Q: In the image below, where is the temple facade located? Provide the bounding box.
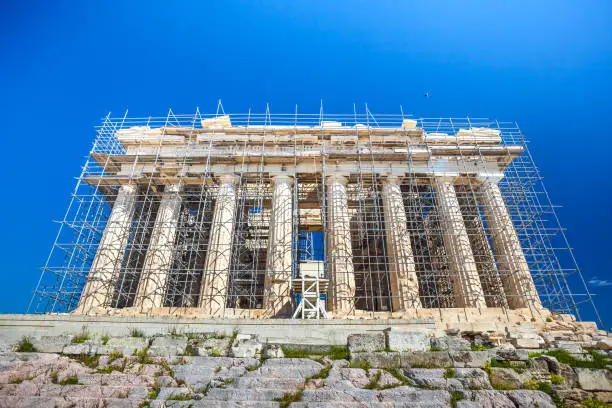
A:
[66,115,547,319]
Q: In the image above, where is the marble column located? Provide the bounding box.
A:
[434,178,487,308]
[199,175,238,316]
[480,180,542,309]
[381,177,422,311]
[263,175,294,316]
[77,183,137,313]
[326,175,356,314]
[134,184,183,310]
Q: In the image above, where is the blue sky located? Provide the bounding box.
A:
[1,1,611,326]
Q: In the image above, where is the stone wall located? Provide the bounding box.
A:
[0,315,610,407]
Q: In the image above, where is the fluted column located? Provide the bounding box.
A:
[434,178,487,308]
[480,180,542,309]
[76,183,137,313]
[381,177,422,311]
[326,175,355,314]
[200,175,239,316]
[134,184,183,310]
[263,175,294,316]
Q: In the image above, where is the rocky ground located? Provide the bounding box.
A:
[0,319,610,407]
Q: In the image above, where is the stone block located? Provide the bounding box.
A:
[62,343,96,355]
[29,335,72,353]
[156,387,191,401]
[505,390,556,408]
[489,368,522,390]
[472,390,516,408]
[576,368,612,391]
[400,351,452,368]
[230,337,262,358]
[350,352,400,368]
[386,330,429,352]
[430,336,471,351]
[554,341,583,354]
[455,368,492,390]
[97,337,149,355]
[149,336,187,357]
[456,402,484,408]
[511,337,545,349]
[595,337,612,350]
[491,348,529,362]
[536,356,578,388]
[348,332,385,353]
[157,375,177,388]
[555,388,593,406]
[263,345,284,359]
[449,351,490,368]
[194,337,230,357]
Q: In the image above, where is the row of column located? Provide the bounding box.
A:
[78,174,541,316]
[325,175,542,315]
[77,175,293,317]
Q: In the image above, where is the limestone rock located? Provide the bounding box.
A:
[368,369,402,388]
[553,341,583,354]
[555,388,593,408]
[62,343,96,355]
[430,336,471,351]
[97,337,148,355]
[449,351,490,368]
[29,336,71,353]
[157,375,177,388]
[156,386,191,401]
[386,330,429,352]
[230,336,262,358]
[595,336,612,351]
[472,390,516,408]
[400,351,452,368]
[403,368,463,391]
[491,348,529,362]
[505,390,556,408]
[348,332,385,353]
[489,368,522,390]
[536,355,578,388]
[511,337,545,349]
[455,368,492,390]
[149,336,187,357]
[193,337,230,357]
[350,352,400,368]
[456,401,484,408]
[263,345,284,359]
[575,368,612,391]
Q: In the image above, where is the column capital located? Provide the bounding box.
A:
[217,174,240,185]
[164,183,183,194]
[271,174,293,184]
[326,174,348,185]
[433,175,459,185]
[381,175,403,185]
[477,174,504,185]
[119,183,138,193]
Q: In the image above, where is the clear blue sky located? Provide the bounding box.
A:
[1,1,611,326]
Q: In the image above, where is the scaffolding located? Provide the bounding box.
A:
[28,106,602,326]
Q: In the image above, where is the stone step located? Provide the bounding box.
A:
[182,356,259,367]
[250,366,321,379]
[0,383,136,398]
[151,401,280,408]
[291,403,390,408]
[204,387,287,401]
[0,396,142,408]
[230,376,304,390]
[301,388,450,407]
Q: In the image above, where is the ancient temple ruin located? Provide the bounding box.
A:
[29,108,601,324]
